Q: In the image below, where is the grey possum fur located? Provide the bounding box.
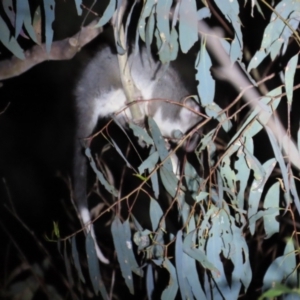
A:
[73,46,202,263]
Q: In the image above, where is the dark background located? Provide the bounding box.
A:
[0,0,299,299]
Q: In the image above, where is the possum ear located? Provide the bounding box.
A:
[181,98,201,118]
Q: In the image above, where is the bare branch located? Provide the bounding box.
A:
[0,20,103,81]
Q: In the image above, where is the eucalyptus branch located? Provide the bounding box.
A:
[0,20,103,81]
[113,0,144,123]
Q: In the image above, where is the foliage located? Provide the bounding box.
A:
[1,0,300,299]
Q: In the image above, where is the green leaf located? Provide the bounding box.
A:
[43,0,55,53]
[129,122,154,147]
[220,155,237,203]
[85,147,118,196]
[16,0,37,43]
[155,0,172,63]
[183,229,218,273]
[175,231,186,300]
[177,206,206,299]
[138,151,159,174]
[110,138,133,169]
[196,40,215,106]
[194,192,209,202]
[146,264,155,299]
[235,139,251,210]
[52,221,60,238]
[96,0,115,27]
[145,2,155,51]
[86,232,107,298]
[161,259,178,300]
[149,198,163,231]
[184,161,202,195]
[206,102,232,132]
[244,141,265,183]
[259,283,300,300]
[231,217,252,291]
[148,117,178,197]
[215,0,243,61]
[0,16,25,59]
[3,0,15,27]
[248,158,276,235]
[197,7,211,20]
[197,129,215,153]
[138,0,155,42]
[263,239,297,292]
[148,118,172,171]
[263,182,280,239]
[179,0,198,53]
[111,217,134,294]
[285,53,298,105]
[149,146,160,198]
[265,126,291,209]
[15,0,26,37]
[123,219,143,276]
[159,165,178,198]
[71,236,85,283]
[228,87,282,144]
[248,0,300,71]
[206,210,232,298]
[74,0,82,16]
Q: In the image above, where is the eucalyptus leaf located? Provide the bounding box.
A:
[3,0,15,27]
[74,0,82,16]
[265,126,291,209]
[184,230,218,273]
[263,239,297,291]
[206,210,231,299]
[145,4,155,52]
[149,198,164,232]
[215,0,243,61]
[146,263,155,300]
[285,54,298,105]
[43,0,55,53]
[71,236,85,283]
[228,86,282,145]
[0,16,25,59]
[86,232,108,298]
[138,151,159,174]
[179,0,198,53]
[129,122,154,146]
[161,259,178,300]
[111,217,134,294]
[85,147,118,196]
[155,0,173,63]
[159,165,178,198]
[263,182,280,239]
[196,40,215,106]
[235,141,251,210]
[138,0,155,41]
[204,102,232,132]
[248,158,276,235]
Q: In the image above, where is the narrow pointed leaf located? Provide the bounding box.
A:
[86,232,107,298]
[71,236,85,283]
[111,217,134,294]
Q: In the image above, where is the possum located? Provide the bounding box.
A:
[73,45,202,263]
